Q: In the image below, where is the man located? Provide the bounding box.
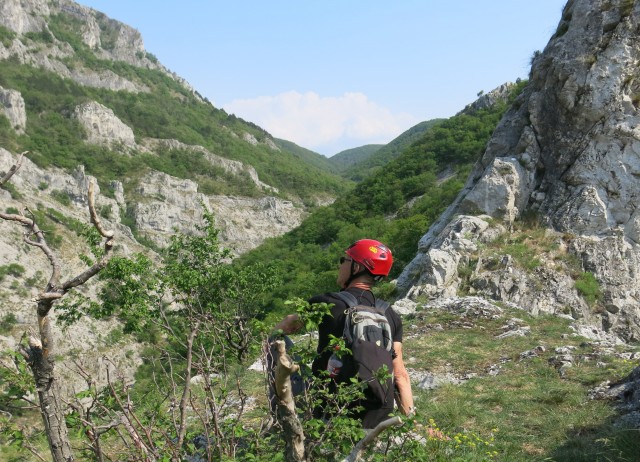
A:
[274,239,414,429]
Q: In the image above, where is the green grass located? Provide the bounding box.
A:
[405,303,640,461]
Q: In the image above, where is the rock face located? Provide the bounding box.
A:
[0,86,26,133]
[0,0,158,92]
[75,101,137,147]
[132,171,301,254]
[397,0,640,341]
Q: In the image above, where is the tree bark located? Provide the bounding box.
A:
[28,305,74,461]
[273,340,307,462]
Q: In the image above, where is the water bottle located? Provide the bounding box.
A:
[326,353,342,378]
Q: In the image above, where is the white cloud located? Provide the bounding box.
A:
[222,91,419,155]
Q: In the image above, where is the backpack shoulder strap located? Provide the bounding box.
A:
[332,291,359,308]
[334,292,389,312]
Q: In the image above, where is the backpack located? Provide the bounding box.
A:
[329,291,395,405]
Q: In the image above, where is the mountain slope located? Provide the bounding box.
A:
[397,0,640,342]
[335,119,443,181]
[274,138,341,177]
[235,84,520,314]
[328,144,383,172]
[0,0,348,205]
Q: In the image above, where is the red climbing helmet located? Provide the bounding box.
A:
[345,239,393,277]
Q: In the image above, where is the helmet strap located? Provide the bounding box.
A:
[345,261,374,288]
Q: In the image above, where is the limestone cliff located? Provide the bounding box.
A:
[397,0,640,342]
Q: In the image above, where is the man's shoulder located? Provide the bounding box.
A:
[308,291,345,305]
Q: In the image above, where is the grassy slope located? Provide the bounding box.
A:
[404,300,639,461]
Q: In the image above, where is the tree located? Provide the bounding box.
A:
[1,153,409,461]
[0,150,115,461]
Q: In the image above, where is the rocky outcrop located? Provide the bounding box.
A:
[398,0,640,341]
[0,0,191,95]
[75,101,137,147]
[142,138,278,193]
[0,0,49,35]
[133,171,303,254]
[461,82,517,114]
[591,365,640,428]
[0,86,26,133]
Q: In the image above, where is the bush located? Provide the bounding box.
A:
[50,189,71,206]
[575,272,602,306]
[0,313,18,331]
[0,182,22,200]
[0,263,26,281]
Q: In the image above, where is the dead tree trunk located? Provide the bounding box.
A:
[1,152,115,462]
[29,311,74,461]
[273,339,307,462]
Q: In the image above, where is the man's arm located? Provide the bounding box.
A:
[392,341,414,415]
[273,314,303,335]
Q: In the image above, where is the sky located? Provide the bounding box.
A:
[77,1,567,156]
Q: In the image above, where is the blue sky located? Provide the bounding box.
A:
[78,1,567,156]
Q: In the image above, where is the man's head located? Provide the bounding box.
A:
[337,239,393,289]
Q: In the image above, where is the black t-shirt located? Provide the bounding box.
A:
[308,287,403,428]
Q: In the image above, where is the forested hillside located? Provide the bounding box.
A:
[274,138,341,177]
[335,119,444,181]
[0,17,348,204]
[236,81,526,320]
[327,144,382,173]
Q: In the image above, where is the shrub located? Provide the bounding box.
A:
[0,313,18,331]
[0,25,16,47]
[575,272,602,306]
[0,263,26,281]
[99,204,112,219]
[0,182,22,200]
[50,189,71,206]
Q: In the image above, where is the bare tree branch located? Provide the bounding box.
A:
[105,361,157,462]
[341,416,403,462]
[62,180,114,291]
[87,179,114,240]
[176,321,199,450]
[0,150,28,185]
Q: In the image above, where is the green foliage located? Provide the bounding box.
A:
[24,28,54,44]
[0,313,18,331]
[574,271,602,306]
[328,144,383,173]
[50,189,71,206]
[0,263,25,281]
[337,119,444,181]
[0,182,22,200]
[99,204,112,219]
[0,25,16,47]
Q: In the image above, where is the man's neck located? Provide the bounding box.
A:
[347,281,372,291]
